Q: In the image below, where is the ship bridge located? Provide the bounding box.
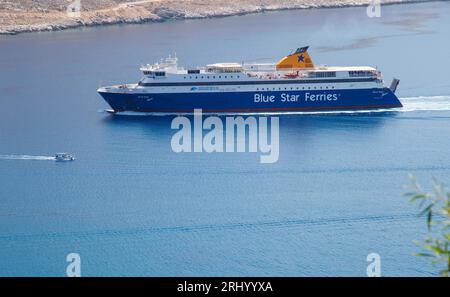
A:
[140,55,180,77]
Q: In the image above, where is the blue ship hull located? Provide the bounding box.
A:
[98,87,402,113]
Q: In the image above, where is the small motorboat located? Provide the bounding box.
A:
[55,153,75,161]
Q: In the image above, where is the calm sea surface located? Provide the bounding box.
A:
[1,2,450,276]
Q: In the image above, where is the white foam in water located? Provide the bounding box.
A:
[282,95,450,115]
[110,95,450,116]
[398,95,450,112]
[0,155,55,161]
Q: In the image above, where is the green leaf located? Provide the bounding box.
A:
[428,211,433,230]
[415,252,435,257]
[410,194,426,202]
[430,245,445,254]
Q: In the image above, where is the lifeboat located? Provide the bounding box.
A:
[284,72,299,79]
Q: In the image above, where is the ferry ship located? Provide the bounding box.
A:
[97,47,402,114]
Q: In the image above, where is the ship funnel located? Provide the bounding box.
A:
[276,46,314,70]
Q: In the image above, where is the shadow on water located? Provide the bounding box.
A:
[98,110,398,144]
[278,112,396,153]
[280,110,397,126]
[100,110,398,128]
[100,113,174,130]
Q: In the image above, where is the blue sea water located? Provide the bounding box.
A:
[1,2,450,276]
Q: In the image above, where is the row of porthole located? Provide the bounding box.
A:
[257,86,336,91]
[184,75,242,79]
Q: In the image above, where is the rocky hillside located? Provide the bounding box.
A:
[0,0,429,35]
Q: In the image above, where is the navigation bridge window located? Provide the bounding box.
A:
[143,70,166,77]
[349,70,374,77]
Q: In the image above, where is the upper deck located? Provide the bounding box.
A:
[138,47,382,85]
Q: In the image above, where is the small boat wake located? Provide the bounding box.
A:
[0,154,56,161]
[0,153,75,162]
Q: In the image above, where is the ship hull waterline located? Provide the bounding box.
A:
[98,87,402,114]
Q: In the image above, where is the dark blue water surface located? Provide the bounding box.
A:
[1,2,450,276]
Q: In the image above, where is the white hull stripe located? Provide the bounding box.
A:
[138,78,377,87]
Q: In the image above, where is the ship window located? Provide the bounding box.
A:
[309,71,336,78]
[224,76,227,78]
[213,76,216,79]
[188,69,200,74]
[154,71,165,76]
[201,76,204,79]
[349,70,373,77]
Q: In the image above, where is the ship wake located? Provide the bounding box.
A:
[398,95,450,112]
[0,155,55,161]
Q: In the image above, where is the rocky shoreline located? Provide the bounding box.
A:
[0,0,432,35]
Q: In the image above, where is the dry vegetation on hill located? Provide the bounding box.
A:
[0,0,426,34]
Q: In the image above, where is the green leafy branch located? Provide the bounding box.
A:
[405,175,450,277]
